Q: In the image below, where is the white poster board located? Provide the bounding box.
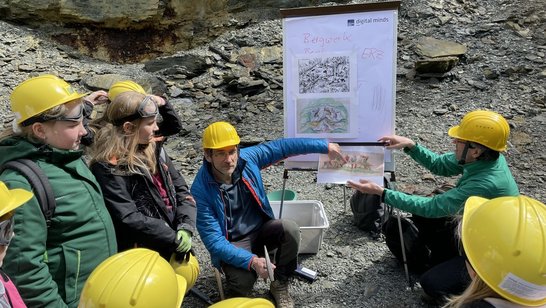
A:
[281,2,400,171]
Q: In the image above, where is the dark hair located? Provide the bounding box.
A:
[470,142,500,161]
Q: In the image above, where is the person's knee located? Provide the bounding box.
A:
[419,257,470,300]
[224,267,256,296]
[281,219,300,245]
[419,270,440,298]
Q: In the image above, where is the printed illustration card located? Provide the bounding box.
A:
[317,145,385,185]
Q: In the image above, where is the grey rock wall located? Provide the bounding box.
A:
[0,0,349,62]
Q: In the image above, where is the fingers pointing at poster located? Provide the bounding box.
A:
[327,143,346,162]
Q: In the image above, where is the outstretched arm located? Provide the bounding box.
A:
[346,179,384,197]
[378,135,415,150]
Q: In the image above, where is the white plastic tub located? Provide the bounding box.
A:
[269,200,329,254]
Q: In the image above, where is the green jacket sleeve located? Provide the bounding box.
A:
[383,171,517,218]
[384,186,469,218]
[405,144,463,177]
[3,177,69,308]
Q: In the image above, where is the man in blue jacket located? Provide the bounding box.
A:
[191,122,343,308]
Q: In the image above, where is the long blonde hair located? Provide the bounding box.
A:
[0,104,70,143]
[89,91,157,175]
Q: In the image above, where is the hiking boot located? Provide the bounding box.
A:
[270,280,294,308]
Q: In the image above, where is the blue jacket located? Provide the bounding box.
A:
[191,138,328,269]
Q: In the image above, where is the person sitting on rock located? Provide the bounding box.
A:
[347,110,519,305]
[191,121,344,308]
[445,195,546,307]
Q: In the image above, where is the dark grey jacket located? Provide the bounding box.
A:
[90,147,196,259]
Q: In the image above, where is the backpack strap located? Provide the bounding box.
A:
[0,159,55,227]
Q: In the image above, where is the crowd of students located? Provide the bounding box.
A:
[0,74,544,308]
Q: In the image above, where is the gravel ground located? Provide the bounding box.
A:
[0,0,545,307]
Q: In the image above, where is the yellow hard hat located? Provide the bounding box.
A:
[202,121,241,149]
[79,248,187,308]
[169,253,200,292]
[108,80,146,101]
[0,181,33,217]
[448,110,510,152]
[462,195,546,306]
[10,74,86,125]
[209,297,275,308]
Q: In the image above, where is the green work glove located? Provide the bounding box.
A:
[176,230,192,253]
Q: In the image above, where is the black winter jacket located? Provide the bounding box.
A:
[90,147,196,259]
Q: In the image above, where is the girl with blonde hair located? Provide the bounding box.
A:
[444,195,546,308]
[89,91,197,261]
[0,74,117,307]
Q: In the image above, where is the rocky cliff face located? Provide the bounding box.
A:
[0,0,348,62]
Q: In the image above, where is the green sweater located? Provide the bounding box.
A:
[0,137,117,308]
[384,143,519,218]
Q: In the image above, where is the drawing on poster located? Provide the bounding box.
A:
[297,54,352,94]
[317,146,385,185]
[296,97,351,135]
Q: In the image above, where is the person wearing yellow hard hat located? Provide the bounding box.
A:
[445,195,546,307]
[108,80,182,139]
[88,91,197,280]
[347,110,519,305]
[0,181,33,308]
[0,74,117,308]
[191,121,345,308]
[83,80,182,146]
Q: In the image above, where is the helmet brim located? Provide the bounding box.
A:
[175,274,187,308]
[0,186,33,217]
[15,92,87,125]
[447,125,460,139]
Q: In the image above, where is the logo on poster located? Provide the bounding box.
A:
[347,17,389,26]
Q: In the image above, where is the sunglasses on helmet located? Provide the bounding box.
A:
[0,216,15,246]
[112,95,158,126]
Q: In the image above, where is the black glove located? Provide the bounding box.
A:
[174,249,195,263]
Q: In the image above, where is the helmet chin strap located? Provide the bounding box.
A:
[458,142,470,165]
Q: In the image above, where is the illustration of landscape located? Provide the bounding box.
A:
[317,149,385,185]
[296,97,350,134]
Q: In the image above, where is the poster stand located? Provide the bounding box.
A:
[281,1,400,172]
[279,2,413,289]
